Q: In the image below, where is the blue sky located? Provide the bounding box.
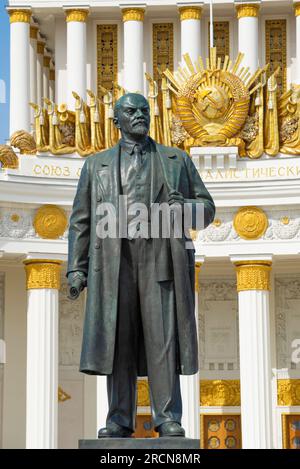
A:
[0,0,10,144]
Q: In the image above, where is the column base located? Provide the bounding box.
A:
[79,438,200,449]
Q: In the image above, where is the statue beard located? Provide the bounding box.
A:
[131,122,149,136]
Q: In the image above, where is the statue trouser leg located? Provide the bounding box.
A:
[106,238,182,432]
[106,238,141,433]
[137,239,182,430]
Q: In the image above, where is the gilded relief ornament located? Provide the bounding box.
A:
[34,205,68,239]
[164,48,268,155]
[233,206,268,240]
[10,130,36,155]
[0,145,19,168]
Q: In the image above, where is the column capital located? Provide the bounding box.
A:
[231,256,272,292]
[235,2,260,19]
[23,259,62,290]
[64,8,89,23]
[7,7,32,24]
[37,40,45,55]
[294,2,300,16]
[122,7,145,22]
[178,5,202,21]
[30,24,38,40]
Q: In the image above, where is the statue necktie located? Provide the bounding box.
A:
[132,144,143,172]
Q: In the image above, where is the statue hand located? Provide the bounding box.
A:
[67,271,87,300]
[168,190,184,207]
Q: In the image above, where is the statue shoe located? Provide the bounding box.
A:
[98,422,133,438]
[157,422,185,438]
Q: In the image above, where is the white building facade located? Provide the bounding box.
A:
[0,0,300,449]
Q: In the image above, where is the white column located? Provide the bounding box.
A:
[178,5,202,65]
[24,259,62,449]
[97,376,109,434]
[43,53,51,100]
[294,3,300,83]
[231,255,273,449]
[29,24,38,127]
[180,260,203,440]
[236,2,260,74]
[36,38,45,106]
[8,8,31,135]
[122,8,145,93]
[49,68,55,102]
[65,8,89,110]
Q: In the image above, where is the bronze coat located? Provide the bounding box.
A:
[67,139,215,376]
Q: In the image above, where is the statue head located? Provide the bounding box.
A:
[113,93,150,142]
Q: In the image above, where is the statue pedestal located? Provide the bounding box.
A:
[190,146,239,171]
[79,438,200,449]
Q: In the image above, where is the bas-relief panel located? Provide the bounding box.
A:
[275,275,300,370]
[58,275,85,448]
[199,279,239,371]
[198,208,300,243]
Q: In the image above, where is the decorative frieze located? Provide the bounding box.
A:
[277,379,300,406]
[275,275,300,370]
[198,208,300,243]
[200,380,241,406]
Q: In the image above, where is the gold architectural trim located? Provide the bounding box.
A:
[0,145,19,169]
[33,205,68,240]
[49,69,55,81]
[208,21,230,61]
[43,56,51,68]
[24,259,62,290]
[195,262,202,293]
[65,9,89,23]
[137,379,150,406]
[200,380,241,406]
[294,3,300,16]
[153,22,174,83]
[234,261,272,292]
[8,9,31,24]
[233,206,268,240]
[30,26,38,39]
[278,379,300,406]
[265,19,287,94]
[97,24,118,93]
[178,6,202,21]
[58,386,71,403]
[122,8,145,22]
[236,3,260,19]
[282,413,300,449]
[200,413,241,449]
[37,41,45,55]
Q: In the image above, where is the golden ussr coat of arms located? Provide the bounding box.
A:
[164,48,268,155]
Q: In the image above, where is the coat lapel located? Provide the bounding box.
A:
[152,140,182,202]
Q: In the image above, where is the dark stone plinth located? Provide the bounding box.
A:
[79,438,200,449]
